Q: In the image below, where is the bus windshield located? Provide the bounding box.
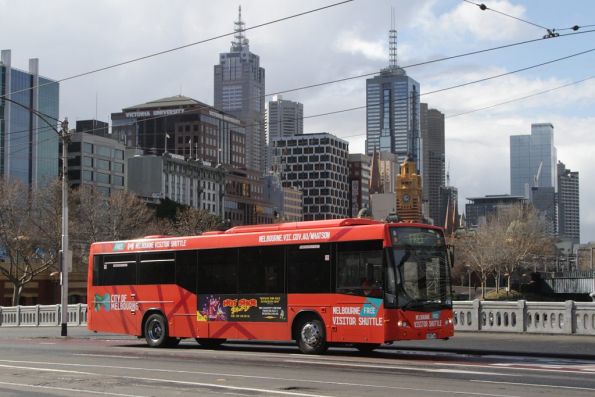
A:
[390,227,452,311]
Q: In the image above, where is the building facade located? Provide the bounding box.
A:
[224,168,274,226]
[271,133,349,221]
[348,153,371,217]
[465,195,527,228]
[420,103,445,224]
[557,161,580,243]
[510,123,557,198]
[111,96,246,169]
[262,174,303,222]
[127,153,225,216]
[529,186,557,236]
[365,27,421,173]
[266,95,303,141]
[1,49,59,189]
[214,7,266,173]
[66,120,126,196]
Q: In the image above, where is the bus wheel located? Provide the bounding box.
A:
[144,313,172,348]
[355,343,380,353]
[195,338,226,349]
[297,317,327,354]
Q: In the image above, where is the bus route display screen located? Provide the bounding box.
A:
[390,227,445,247]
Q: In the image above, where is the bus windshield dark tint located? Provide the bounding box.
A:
[390,228,451,310]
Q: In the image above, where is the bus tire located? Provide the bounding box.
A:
[144,313,173,348]
[195,338,226,349]
[355,343,380,353]
[296,317,327,354]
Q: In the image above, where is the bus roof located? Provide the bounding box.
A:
[223,218,382,234]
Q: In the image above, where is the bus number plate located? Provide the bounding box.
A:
[426,332,437,339]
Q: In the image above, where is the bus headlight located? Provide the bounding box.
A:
[445,317,453,325]
[397,320,410,328]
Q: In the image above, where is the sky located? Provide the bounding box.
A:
[1,0,594,243]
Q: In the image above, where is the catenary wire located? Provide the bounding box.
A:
[0,0,353,100]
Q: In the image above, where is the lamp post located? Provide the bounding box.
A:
[1,96,69,335]
[465,265,472,300]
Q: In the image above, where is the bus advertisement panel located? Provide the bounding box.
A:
[87,218,454,354]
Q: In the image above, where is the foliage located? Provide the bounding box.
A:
[166,207,223,236]
[454,203,552,299]
[0,178,60,305]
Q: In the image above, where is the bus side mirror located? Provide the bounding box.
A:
[447,245,455,268]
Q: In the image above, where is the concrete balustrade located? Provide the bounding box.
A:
[452,300,595,335]
[0,304,87,327]
[1,302,594,336]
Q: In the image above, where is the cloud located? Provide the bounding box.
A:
[335,30,387,61]
[416,0,535,43]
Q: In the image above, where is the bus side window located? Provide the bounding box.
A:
[238,246,284,294]
[100,254,137,286]
[197,248,238,294]
[175,250,198,294]
[92,255,103,286]
[287,243,331,293]
[138,252,175,285]
[336,241,383,297]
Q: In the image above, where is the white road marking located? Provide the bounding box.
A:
[74,353,141,359]
[0,359,522,396]
[0,380,149,397]
[473,380,595,392]
[0,363,334,397]
[285,359,512,376]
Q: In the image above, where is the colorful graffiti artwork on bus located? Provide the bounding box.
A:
[197,294,287,322]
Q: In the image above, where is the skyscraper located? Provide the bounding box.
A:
[557,161,580,243]
[266,95,303,141]
[214,7,266,173]
[510,123,557,197]
[365,26,421,172]
[1,49,59,189]
[420,103,445,224]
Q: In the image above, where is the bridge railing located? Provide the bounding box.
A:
[452,300,595,335]
[1,302,594,335]
[0,304,87,327]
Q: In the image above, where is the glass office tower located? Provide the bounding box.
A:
[1,49,59,189]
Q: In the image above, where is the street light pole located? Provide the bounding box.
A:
[60,118,70,336]
[1,96,70,333]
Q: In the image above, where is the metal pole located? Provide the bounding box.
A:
[591,247,594,298]
[60,119,69,337]
[468,270,471,300]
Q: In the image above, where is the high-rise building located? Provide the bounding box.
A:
[271,133,349,220]
[510,123,557,198]
[111,96,246,169]
[214,7,266,173]
[420,103,445,224]
[439,185,458,234]
[348,153,371,217]
[1,49,59,189]
[64,120,126,197]
[465,195,527,228]
[365,27,421,173]
[557,161,580,243]
[266,95,303,141]
[530,186,557,236]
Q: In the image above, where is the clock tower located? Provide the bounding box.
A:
[396,155,423,223]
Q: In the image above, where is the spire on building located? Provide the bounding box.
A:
[232,5,249,52]
[369,147,383,194]
[389,7,398,69]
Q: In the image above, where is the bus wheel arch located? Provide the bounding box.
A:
[142,310,179,348]
[292,311,328,355]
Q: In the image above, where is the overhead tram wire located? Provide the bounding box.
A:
[65,30,595,142]
[445,75,595,119]
[334,74,595,141]
[463,0,595,38]
[0,0,353,100]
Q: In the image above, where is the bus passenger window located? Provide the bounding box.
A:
[336,241,383,297]
[197,248,238,294]
[238,246,284,293]
[287,244,331,293]
[138,252,175,285]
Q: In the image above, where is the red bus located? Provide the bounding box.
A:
[87,218,454,354]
